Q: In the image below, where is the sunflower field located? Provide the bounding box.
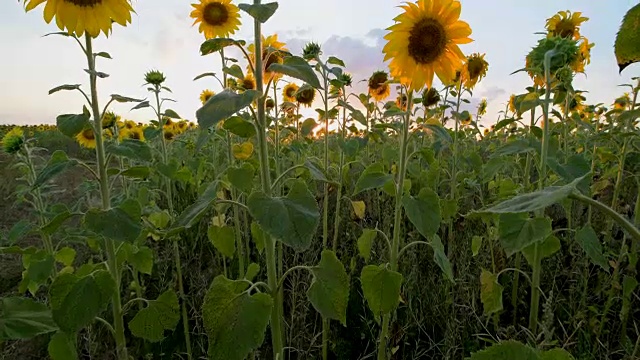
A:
[1,1,640,359]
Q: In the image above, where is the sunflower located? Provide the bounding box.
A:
[240,74,256,91]
[368,71,391,102]
[460,111,472,126]
[266,98,275,111]
[2,127,24,154]
[483,128,489,136]
[248,34,288,83]
[164,126,176,141]
[176,121,189,133]
[282,83,299,102]
[76,128,96,149]
[545,10,588,39]
[101,111,119,129]
[508,94,517,114]
[23,0,134,38]
[614,93,631,110]
[462,53,488,89]
[396,94,409,111]
[477,98,488,116]
[119,126,145,142]
[190,0,241,39]
[382,0,473,90]
[421,87,441,107]
[295,85,316,107]
[572,37,594,74]
[200,89,215,105]
[559,93,586,115]
[121,119,137,129]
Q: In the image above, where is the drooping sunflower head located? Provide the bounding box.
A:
[571,37,594,74]
[23,0,134,38]
[421,87,440,107]
[508,94,517,113]
[302,42,322,61]
[462,53,488,89]
[248,34,288,83]
[164,126,176,141]
[383,0,473,90]
[176,121,189,133]
[265,98,275,111]
[396,94,409,111]
[101,111,119,129]
[295,85,316,107]
[119,126,145,142]
[526,36,579,85]
[162,117,173,127]
[339,73,353,88]
[200,89,215,105]
[545,10,588,39]
[2,127,24,154]
[283,83,300,102]
[144,70,166,86]
[614,93,631,110]
[368,71,391,102]
[190,0,241,39]
[460,111,472,126]
[240,74,256,91]
[477,98,488,116]
[483,128,489,136]
[122,119,137,129]
[76,128,96,149]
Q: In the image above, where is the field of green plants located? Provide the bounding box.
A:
[1,0,640,359]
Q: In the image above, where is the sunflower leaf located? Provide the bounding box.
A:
[223,65,244,79]
[84,69,109,78]
[200,38,246,56]
[238,2,279,23]
[56,112,90,138]
[111,94,144,103]
[131,101,150,111]
[615,3,640,73]
[197,90,260,129]
[48,84,81,95]
[163,109,181,119]
[268,56,323,89]
[95,52,112,59]
[193,72,217,81]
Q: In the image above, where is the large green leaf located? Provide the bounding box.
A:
[522,235,561,265]
[480,270,503,316]
[247,181,320,251]
[307,250,350,326]
[227,163,255,193]
[127,246,154,275]
[475,175,587,214]
[469,341,538,360]
[56,110,90,137]
[354,163,393,195]
[48,331,77,360]
[357,229,377,260]
[208,226,236,259]
[575,225,609,271]
[172,181,219,230]
[106,139,152,162]
[360,264,402,316]
[50,271,115,333]
[202,275,273,360]
[498,213,552,257]
[200,38,246,56]
[197,90,260,129]
[431,235,454,283]
[84,205,142,243]
[402,188,441,239]
[615,3,640,73]
[129,290,180,342]
[223,116,256,138]
[0,297,58,340]
[20,249,55,295]
[33,150,77,189]
[238,2,278,23]
[268,56,322,89]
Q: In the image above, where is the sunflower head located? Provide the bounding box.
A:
[396,94,409,111]
[421,87,440,107]
[571,37,594,74]
[545,10,588,39]
[101,111,119,129]
[190,0,241,39]
[368,71,391,102]
[164,126,176,141]
[526,36,579,85]
[266,98,275,111]
[383,0,473,90]
[240,75,256,91]
[295,85,316,107]
[23,0,134,38]
[462,53,489,89]
[614,93,631,110]
[144,70,166,86]
[200,89,215,105]
[76,128,96,149]
[283,83,300,102]
[483,128,490,136]
[2,127,24,154]
[478,98,488,116]
[508,94,517,113]
[248,34,288,83]
[119,126,145,142]
[226,78,238,90]
[460,111,472,126]
[339,73,353,88]
[303,42,322,61]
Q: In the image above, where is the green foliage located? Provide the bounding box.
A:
[615,3,640,72]
[0,297,58,339]
[307,250,350,325]
[208,226,236,259]
[402,188,441,239]
[360,265,403,317]
[129,290,180,342]
[479,270,503,316]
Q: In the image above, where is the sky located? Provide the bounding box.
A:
[1,0,638,128]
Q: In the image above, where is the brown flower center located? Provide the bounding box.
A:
[467,58,485,79]
[67,0,102,7]
[263,49,283,72]
[296,88,315,105]
[285,86,297,98]
[203,2,229,26]
[408,18,447,65]
[82,128,95,140]
[554,20,575,38]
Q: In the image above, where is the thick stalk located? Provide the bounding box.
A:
[529,53,553,334]
[320,65,332,360]
[154,88,192,359]
[376,91,413,360]
[332,102,347,251]
[252,6,283,358]
[448,84,462,257]
[84,35,128,360]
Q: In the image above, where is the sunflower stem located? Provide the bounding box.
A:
[84,34,128,360]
